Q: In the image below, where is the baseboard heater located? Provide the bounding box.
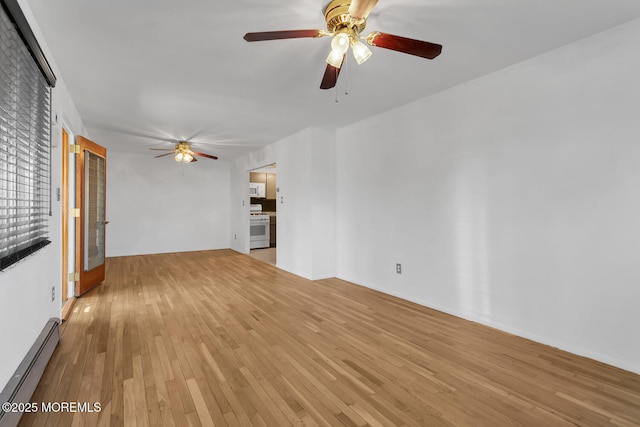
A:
[0,318,60,427]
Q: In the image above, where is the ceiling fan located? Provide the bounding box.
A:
[150,141,218,163]
[243,0,442,90]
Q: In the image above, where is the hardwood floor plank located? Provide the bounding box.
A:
[19,250,640,426]
[143,385,162,427]
[186,378,217,427]
[123,377,136,427]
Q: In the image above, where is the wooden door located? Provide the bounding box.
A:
[75,136,107,296]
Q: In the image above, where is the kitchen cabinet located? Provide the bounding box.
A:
[269,215,276,247]
[250,172,266,184]
[266,173,276,200]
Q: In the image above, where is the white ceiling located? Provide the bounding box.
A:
[26,0,640,160]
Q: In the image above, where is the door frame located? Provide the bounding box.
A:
[61,127,79,320]
[61,128,69,302]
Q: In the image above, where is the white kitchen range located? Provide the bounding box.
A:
[249,204,270,249]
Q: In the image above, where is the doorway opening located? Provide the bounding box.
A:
[248,164,276,266]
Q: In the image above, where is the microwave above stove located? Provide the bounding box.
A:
[249,182,266,198]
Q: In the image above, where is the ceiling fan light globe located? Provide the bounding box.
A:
[331,33,350,55]
[352,40,372,64]
[183,153,194,163]
[326,50,343,68]
[174,152,184,162]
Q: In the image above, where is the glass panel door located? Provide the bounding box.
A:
[84,151,105,271]
[75,135,106,296]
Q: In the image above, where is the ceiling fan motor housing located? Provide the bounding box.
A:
[324,0,366,35]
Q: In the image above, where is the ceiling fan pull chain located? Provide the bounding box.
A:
[335,65,340,102]
[344,54,349,96]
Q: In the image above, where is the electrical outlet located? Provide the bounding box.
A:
[234,234,237,240]
[396,263,402,274]
[51,286,55,302]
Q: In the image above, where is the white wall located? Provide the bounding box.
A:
[308,132,336,280]
[231,128,336,280]
[336,18,640,374]
[0,0,87,388]
[106,151,231,257]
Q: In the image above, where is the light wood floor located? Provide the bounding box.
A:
[249,248,276,266]
[21,250,640,426]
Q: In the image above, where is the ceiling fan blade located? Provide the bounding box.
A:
[149,148,174,151]
[367,32,442,59]
[193,151,218,160]
[320,54,345,90]
[244,30,324,42]
[348,0,379,19]
[154,152,175,158]
[190,156,198,162]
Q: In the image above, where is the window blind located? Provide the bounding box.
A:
[0,2,52,270]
